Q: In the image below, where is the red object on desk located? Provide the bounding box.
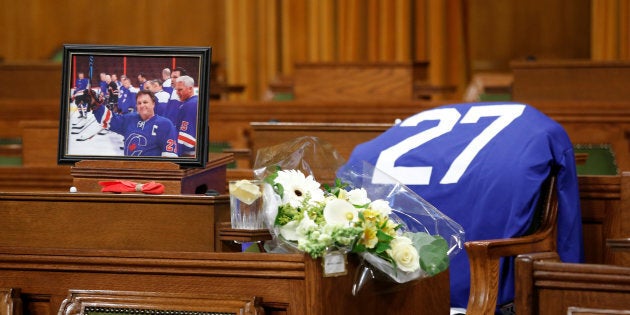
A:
[99,180,165,195]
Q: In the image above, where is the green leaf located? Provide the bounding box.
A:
[353,243,367,253]
[418,237,449,276]
[274,183,284,198]
[376,229,394,242]
[374,241,391,254]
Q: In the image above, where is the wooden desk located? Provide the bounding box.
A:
[0,191,230,252]
[512,59,630,102]
[250,121,391,160]
[0,247,449,315]
[293,62,428,101]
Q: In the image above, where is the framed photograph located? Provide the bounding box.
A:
[57,44,212,168]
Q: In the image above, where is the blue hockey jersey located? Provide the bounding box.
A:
[343,102,584,309]
[93,106,178,157]
[176,95,198,157]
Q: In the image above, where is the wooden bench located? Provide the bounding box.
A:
[59,290,264,315]
[0,247,449,315]
[515,252,630,315]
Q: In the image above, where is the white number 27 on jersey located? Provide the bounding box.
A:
[373,104,525,185]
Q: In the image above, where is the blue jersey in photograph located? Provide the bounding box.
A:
[74,78,89,95]
[117,86,137,113]
[342,102,584,309]
[176,95,198,156]
[93,106,178,157]
[99,80,108,97]
[162,98,181,126]
[153,90,170,117]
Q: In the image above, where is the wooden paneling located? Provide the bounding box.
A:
[0,167,73,192]
[0,0,600,101]
[579,175,623,264]
[0,0,225,62]
[466,0,591,72]
[0,62,62,99]
[592,0,630,60]
[20,120,59,167]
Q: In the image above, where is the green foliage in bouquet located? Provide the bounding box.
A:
[406,232,450,276]
[264,168,450,276]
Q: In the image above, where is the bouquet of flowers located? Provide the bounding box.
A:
[254,137,464,292]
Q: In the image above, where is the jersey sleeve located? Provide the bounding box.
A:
[176,101,198,156]
[159,118,179,157]
[92,105,125,134]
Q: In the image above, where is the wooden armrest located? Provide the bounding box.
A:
[464,232,556,315]
[465,173,559,314]
[0,288,22,315]
[465,228,555,259]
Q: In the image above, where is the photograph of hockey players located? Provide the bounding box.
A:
[59,48,208,164]
[69,89,178,157]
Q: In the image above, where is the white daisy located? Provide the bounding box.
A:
[274,170,324,208]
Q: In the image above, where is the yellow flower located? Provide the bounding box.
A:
[381,219,398,236]
[361,208,379,223]
[361,225,379,249]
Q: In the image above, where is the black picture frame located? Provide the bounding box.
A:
[57,44,212,168]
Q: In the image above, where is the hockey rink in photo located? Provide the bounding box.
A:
[66,102,125,156]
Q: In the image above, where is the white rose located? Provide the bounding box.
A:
[369,199,393,216]
[386,236,420,272]
[346,188,371,206]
